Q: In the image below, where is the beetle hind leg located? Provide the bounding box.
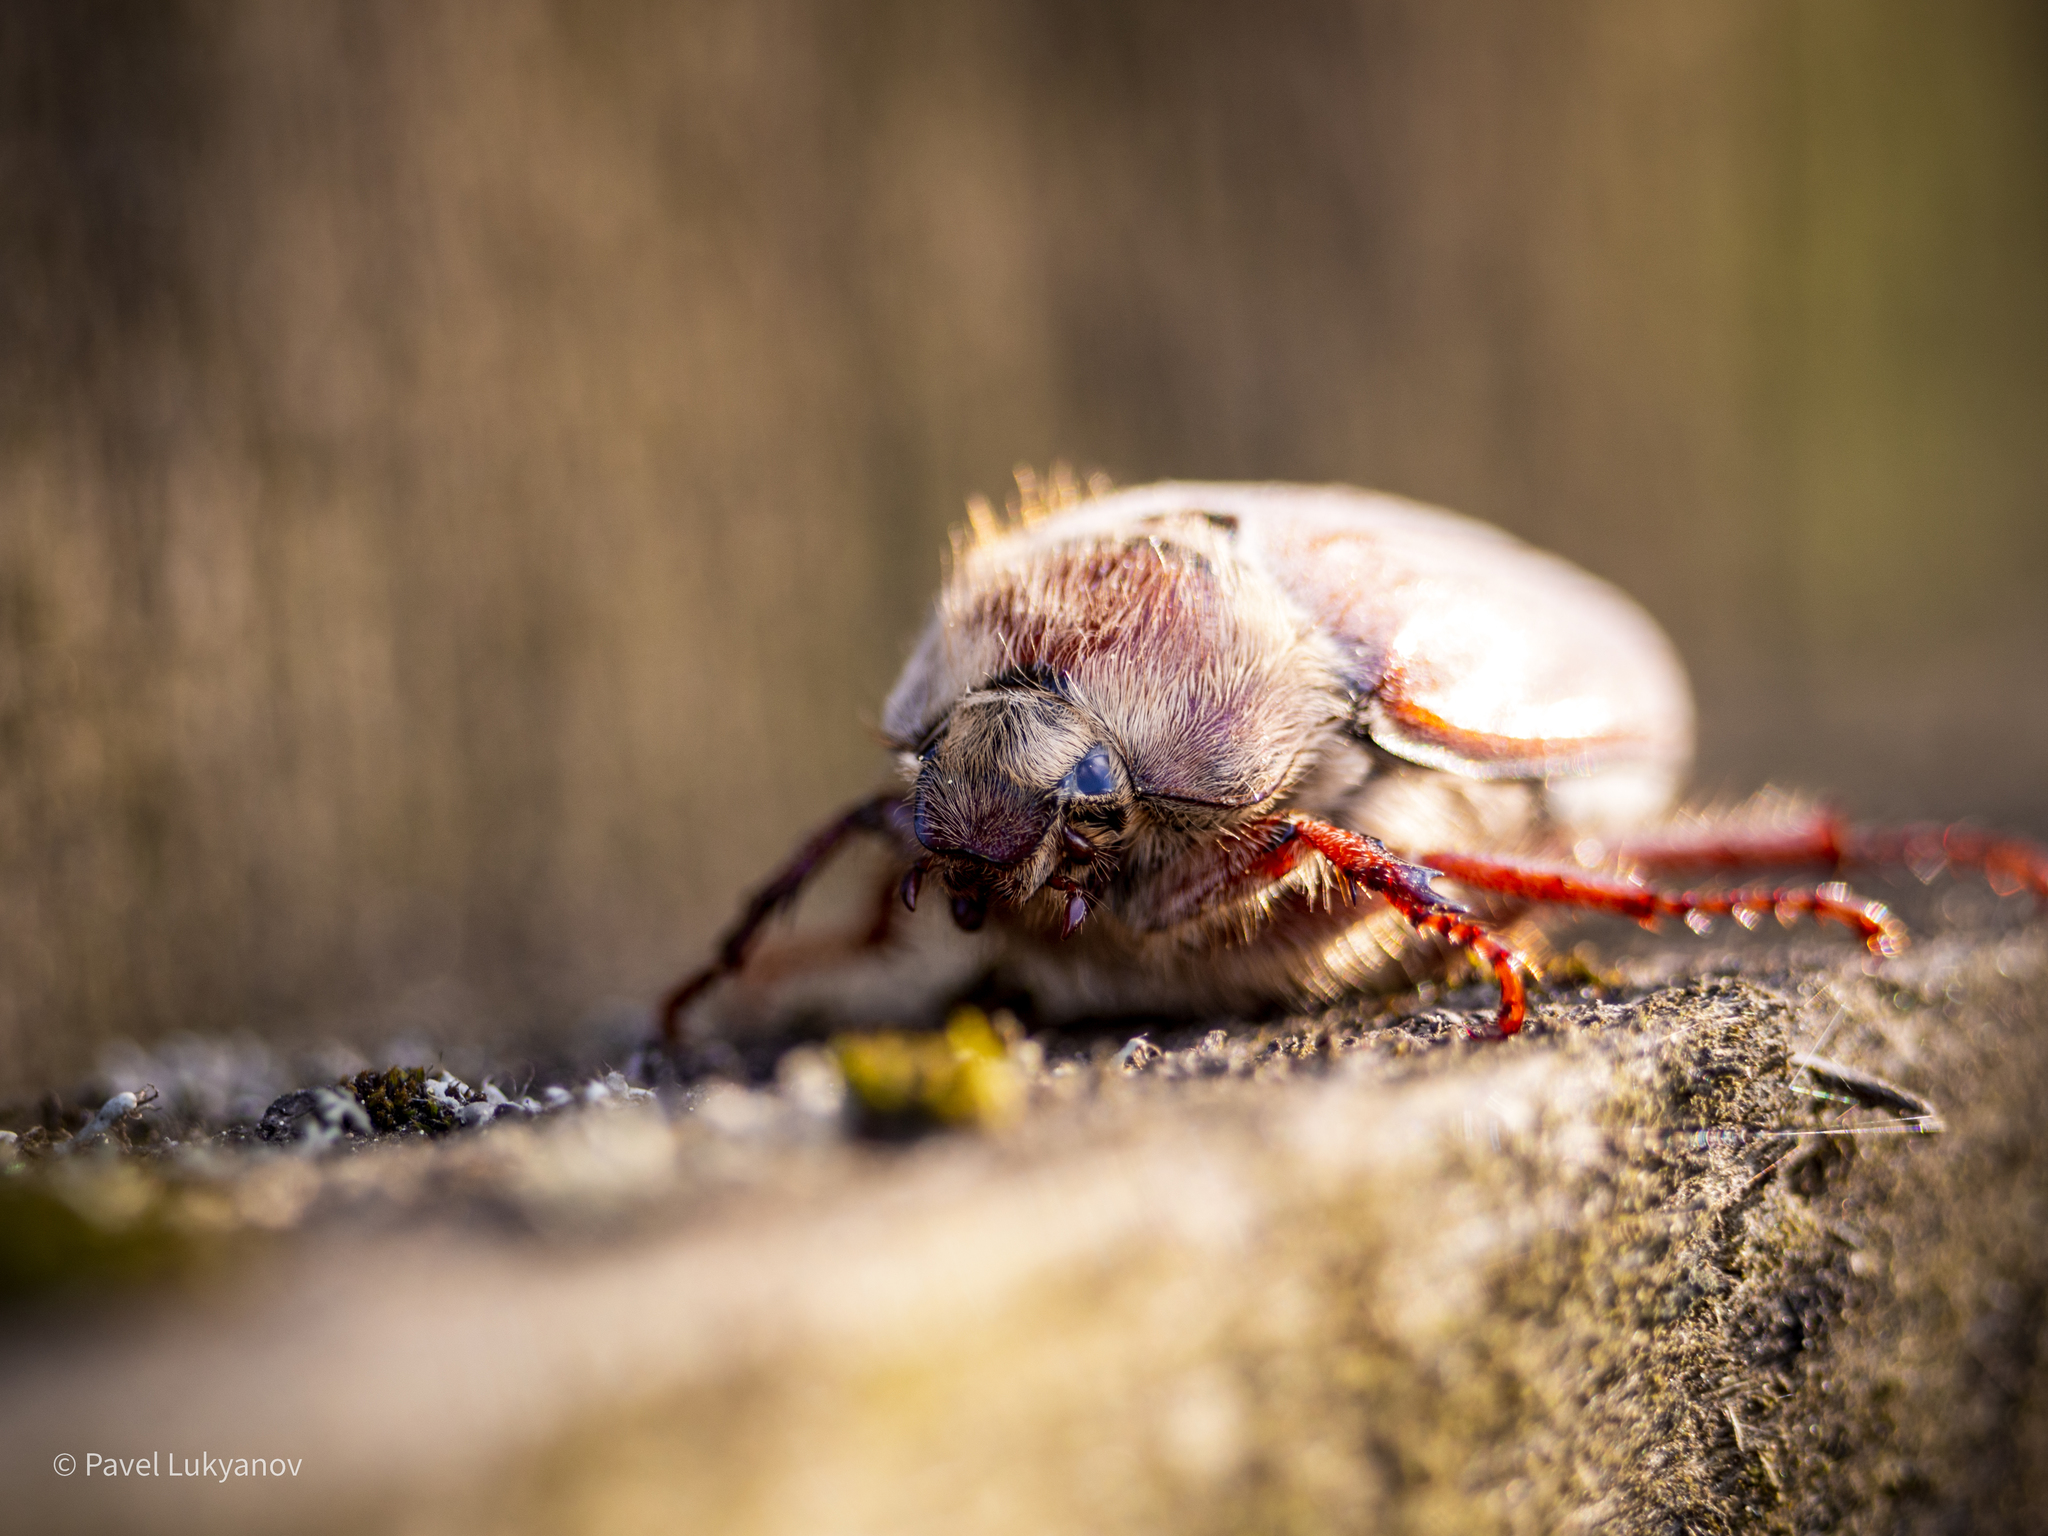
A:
[1613,809,2048,901]
[1836,821,2048,901]
[1418,850,1907,960]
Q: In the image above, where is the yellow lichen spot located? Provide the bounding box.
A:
[833,1007,1025,1131]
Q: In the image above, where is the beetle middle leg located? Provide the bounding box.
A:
[659,792,909,1042]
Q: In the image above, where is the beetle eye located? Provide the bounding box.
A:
[1063,745,1120,798]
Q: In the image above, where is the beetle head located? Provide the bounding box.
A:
[911,685,1129,928]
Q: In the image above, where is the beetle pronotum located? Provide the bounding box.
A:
[662,478,2046,1042]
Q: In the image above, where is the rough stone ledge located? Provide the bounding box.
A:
[3,925,2046,1535]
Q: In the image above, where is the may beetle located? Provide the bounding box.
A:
[663,477,2041,1040]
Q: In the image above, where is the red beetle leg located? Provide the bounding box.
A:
[1606,808,1850,873]
[1419,851,1906,958]
[1287,815,1533,1038]
[1838,822,2048,900]
[1615,812,2048,901]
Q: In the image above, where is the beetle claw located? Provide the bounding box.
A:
[1405,862,1466,913]
[900,864,923,912]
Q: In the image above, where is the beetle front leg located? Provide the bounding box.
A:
[659,791,909,1043]
[1285,816,1534,1038]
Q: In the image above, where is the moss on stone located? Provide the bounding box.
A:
[345,1066,459,1136]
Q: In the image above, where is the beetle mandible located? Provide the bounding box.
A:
[661,476,2046,1041]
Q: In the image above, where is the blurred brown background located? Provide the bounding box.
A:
[0,0,2043,1093]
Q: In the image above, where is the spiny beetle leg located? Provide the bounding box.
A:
[1419,851,1907,958]
[1837,822,2048,901]
[1605,808,1852,874]
[1287,815,1532,1038]
[659,791,906,1043]
[1613,812,2048,901]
